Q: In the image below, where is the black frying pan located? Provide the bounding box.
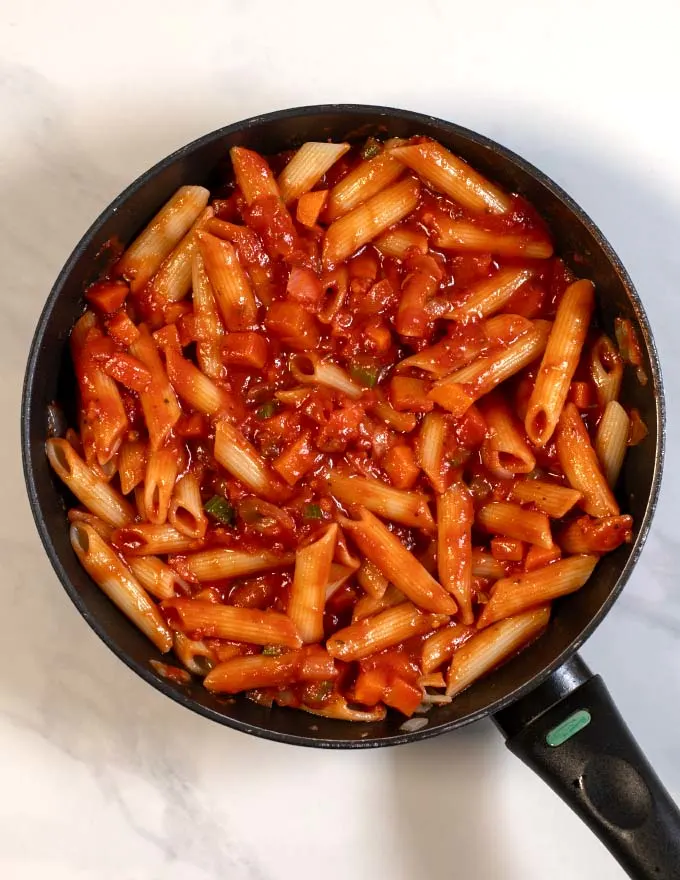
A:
[21,105,680,879]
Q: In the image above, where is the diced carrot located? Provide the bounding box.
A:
[103,352,152,392]
[272,432,317,486]
[175,412,209,437]
[384,676,423,716]
[389,377,434,412]
[265,301,320,351]
[85,280,129,314]
[153,323,181,350]
[222,331,268,368]
[382,444,420,490]
[354,668,388,706]
[491,537,524,562]
[525,544,562,572]
[296,190,328,228]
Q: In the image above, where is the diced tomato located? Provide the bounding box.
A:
[286,267,324,308]
[85,280,129,314]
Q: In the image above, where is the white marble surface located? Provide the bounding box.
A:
[2,2,680,877]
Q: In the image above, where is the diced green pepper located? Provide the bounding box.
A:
[349,363,380,388]
[204,495,236,526]
[304,503,323,519]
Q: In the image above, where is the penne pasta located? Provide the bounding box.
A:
[230,147,280,205]
[47,438,134,527]
[148,206,214,303]
[67,510,114,544]
[112,523,203,556]
[471,549,506,580]
[329,472,434,530]
[325,562,356,600]
[116,186,210,293]
[168,471,208,540]
[431,217,553,258]
[422,622,475,674]
[205,653,298,693]
[374,225,429,259]
[477,501,553,549]
[197,232,258,331]
[525,280,595,446]
[289,352,363,399]
[446,606,551,697]
[372,400,417,433]
[278,141,350,204]
[143,445,181,525]
[214,420,284,501]
[341,508,456,614]
[165,346,235,417]
[396,334,488,378]
[352,584,405,622]
[555,403,620,517]
[129,325,182,450]
[389,140,512,214]
[191,249,224,380]
[177,547,295,582]
[595,400,630,487]
[479,393,535,478]
[323,177,420,269]
[326,146,405,221]
[437,483,474,624]
[416,412,447,494]
[71,314,129,466]
[445,267,535,322]
[356,559,390,600]
[395,254,443,338]
[288,525,337,643]
[429,320,552,417]
[173,631,215,675]
[70,523,172,652]
[327,602,448,661]
[508,478,582,519]
[589,334,623,406]
[477,555,597,628]
[301,696,386,722]
[164,598,301,648]
[125,554,189,601]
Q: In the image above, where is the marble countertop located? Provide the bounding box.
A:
[2,2,679,877]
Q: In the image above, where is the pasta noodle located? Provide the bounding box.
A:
[525,280,595,446]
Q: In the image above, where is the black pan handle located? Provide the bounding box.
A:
[494,655,680,879]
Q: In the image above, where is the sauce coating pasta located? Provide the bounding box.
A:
[47,135,643,720]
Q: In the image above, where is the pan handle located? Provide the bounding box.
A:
[494,655,680,879]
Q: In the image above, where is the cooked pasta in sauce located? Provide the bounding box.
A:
[46,135,645,721]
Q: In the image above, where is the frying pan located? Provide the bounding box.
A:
[21,105,680,878]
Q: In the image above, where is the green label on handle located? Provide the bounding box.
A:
[546,709,592,747]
